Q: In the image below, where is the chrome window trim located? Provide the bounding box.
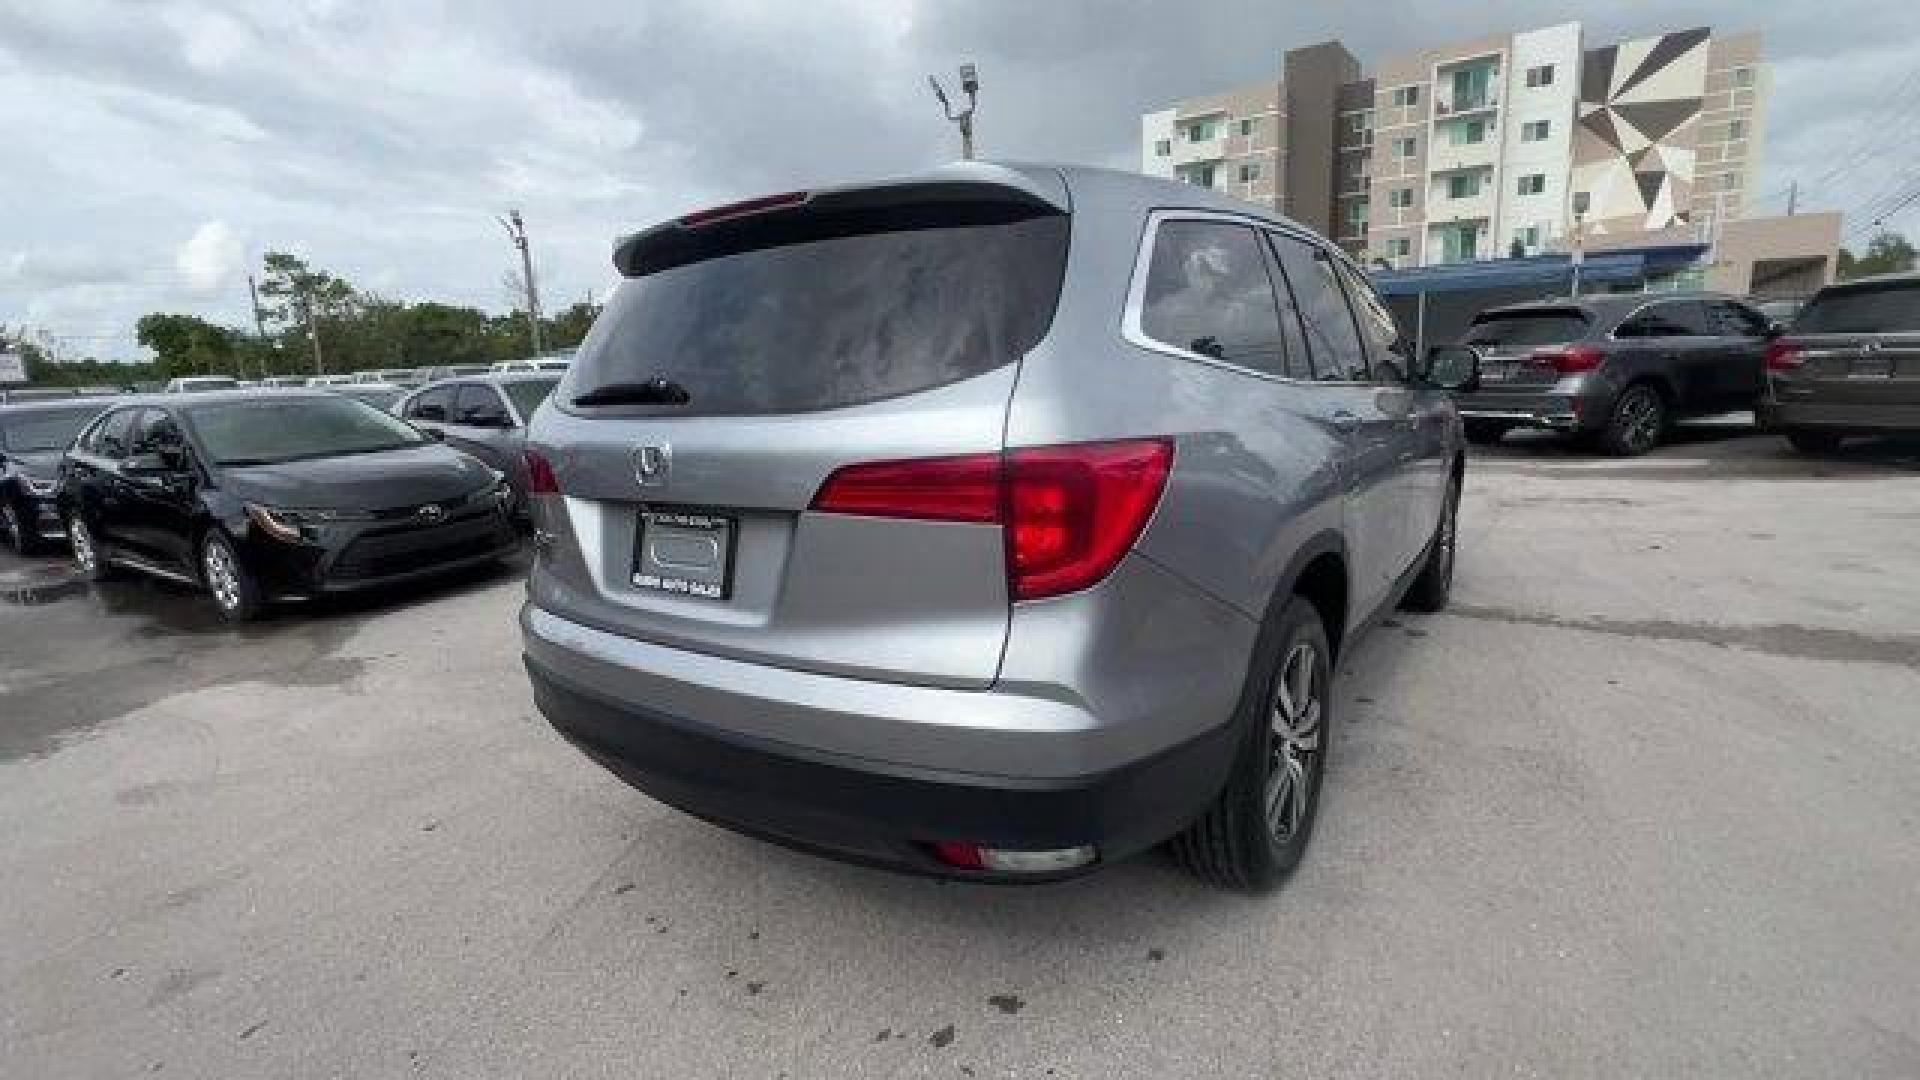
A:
[1120,208,1385,388]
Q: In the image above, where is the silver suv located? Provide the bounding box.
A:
[520,163,1466,889]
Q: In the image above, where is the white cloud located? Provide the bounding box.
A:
[175,221,244,294]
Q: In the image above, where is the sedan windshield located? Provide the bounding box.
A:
[502,377,560,422]
[183,396,426,466]
[0,405,110,452]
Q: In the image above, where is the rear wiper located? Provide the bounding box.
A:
[572,378,691,407]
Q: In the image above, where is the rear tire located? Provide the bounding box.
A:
[1598,382,1667,456]
[1171,595,1332,891]
[1463,419,1510,446]
[1786,431,1842,453]
[200,531,263,623]
[1401,470,1459,613]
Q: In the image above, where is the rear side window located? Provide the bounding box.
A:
[1708,301,1768,337]
[1794,282,1920,333]
[1271,237,1370,381]
[407,386,454,422]
[1465,309,1590,351]
[453,384,510,425]
[1333,262,1406,382]
[1139,220,1286,376]
[1618,301,1710,338]
[568,201,1069,415]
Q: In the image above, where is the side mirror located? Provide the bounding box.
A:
[122,452,180,476]
[418,425,445,441]
[1423,345,1482,393]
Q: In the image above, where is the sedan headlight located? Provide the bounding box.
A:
[22,476,57,497]
[245,503,309,543]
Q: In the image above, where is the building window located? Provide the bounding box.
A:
[1345,200,1369,233]
[1177,163,1217,188]
[1449,119,1487,146]
[1447,172,1482,199]
[1387,237,1412,259]
[1186,118,1220,142]
[1525,64,1555,88]
[1723,172,1743,191]
[1347,111,1371,134]
[1514,225,1541,249]
[1734,67,1755,88]
[1238,162,1261,183]
[1388,186,1413,209]
[1154,139,1172,157]
[1392,85,1421,108]
[1521,120,1551,142]
[1516,173,1546,196]
[1239,118,1255,137]
[1393,135,1417,158]
[1726,119,1747,141]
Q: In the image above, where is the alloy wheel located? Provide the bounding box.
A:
[70,518,97,575]
[1619,388,1663,452]
[0,502,18,549]
[203,540,242,613]
[1265,639,1324,844]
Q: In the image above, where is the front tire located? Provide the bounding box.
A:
[67,514,114,581]
[1,498,36,555]
[1171,595,1332,891]
[1401,470,1459,613]
[1598,382,1667,456]
[200,531,263,622]
[1786,431,1842,453]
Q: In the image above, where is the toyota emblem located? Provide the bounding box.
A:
[417,503,447,524]
[634,443,671,487]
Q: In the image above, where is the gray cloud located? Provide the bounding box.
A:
[1,0,1912,361]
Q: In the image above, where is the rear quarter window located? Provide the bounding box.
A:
[1794,282,1920,333]
[566,201,1069,416]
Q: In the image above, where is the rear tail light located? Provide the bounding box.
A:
[810,438,1175,602]
[1765,339,1804,371]
[524,450,560,495]
[928,841,1097,874]
[1531,345,1604,373]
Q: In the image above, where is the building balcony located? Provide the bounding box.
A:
[1426,188,1494,223]
[1170,136,1225,166]
[1426,137,1496,174]
[1433,90,1499,117]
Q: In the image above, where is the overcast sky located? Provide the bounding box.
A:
[3,0,1916,362]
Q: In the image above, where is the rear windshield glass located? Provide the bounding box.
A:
[1463,310,1591,351]
[564,204,1069,415]
[0,406,108,452]
[1794,282,1920,333]
[502,378,559,421]
[183,396,427,466]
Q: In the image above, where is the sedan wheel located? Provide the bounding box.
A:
[200,533,262,622]
[68,515,111,581]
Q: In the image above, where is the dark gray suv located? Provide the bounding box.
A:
[519,163,1467,889]
[1451,292,1774,455]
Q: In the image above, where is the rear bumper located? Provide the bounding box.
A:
[1759,398,1920,435]
[1453,390,1591,431]
[522,606,1239,880]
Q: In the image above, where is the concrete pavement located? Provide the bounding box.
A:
[3,428,1918,1078]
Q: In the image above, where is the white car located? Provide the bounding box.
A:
[304,375,355,387]
[163,376,241,393]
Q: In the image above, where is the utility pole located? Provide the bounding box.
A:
[305,300,324,376]
[928,63,979,160]
[246,274,271,380]
[500,209,544,358]
[1786,180,1798,216]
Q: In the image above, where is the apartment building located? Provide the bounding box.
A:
[1140,22,1766,267]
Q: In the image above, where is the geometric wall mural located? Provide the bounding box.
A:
[1572,28,1711,234]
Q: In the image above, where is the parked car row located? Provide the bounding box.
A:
[1437,274,1920,455]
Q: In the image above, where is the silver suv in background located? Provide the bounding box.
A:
[520,163,1467,889]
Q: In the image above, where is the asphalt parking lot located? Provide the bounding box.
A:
[4,426,1919,1079]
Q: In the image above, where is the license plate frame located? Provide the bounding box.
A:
[631,508,736,601]
[1848,356,1892,380]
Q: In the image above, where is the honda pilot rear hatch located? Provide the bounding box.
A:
[529,171,1071,689]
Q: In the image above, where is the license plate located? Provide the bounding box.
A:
[1480,359,1518,382]
[632,509,734,599]
[1848,357,1891,379]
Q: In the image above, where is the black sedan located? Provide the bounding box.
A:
[1,397,119,554]
[58,390,518,621]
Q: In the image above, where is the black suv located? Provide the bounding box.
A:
[1450,292,1775,455]
[1761,273,1920,451]
[59,391,518,620]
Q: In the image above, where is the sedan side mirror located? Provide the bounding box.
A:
[418,426,445,441]
[1422,345,1482,393]
[122,451,184,476]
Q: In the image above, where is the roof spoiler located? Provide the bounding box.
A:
[613,175,1066,278]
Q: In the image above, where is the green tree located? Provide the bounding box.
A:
[1836,230,1916,280]
[258,250,357,375]
[135,313,239,379]
[542,300,600,350]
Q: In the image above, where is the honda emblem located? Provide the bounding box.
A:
[634,443,671,487]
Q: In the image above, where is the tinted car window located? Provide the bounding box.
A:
[1139,220,1286,375]
[1619,301,1710,338]
[1709,301,1769,337]
[570,204,1069,415]
[1271,237,1369,381]
[0,405,107,452]
[1259,235,1316,380]
[502,378,560,423]
[128,409,185,456]
[88,408,138,457]
[1334,262,1405,382]
[182,397,427,467]
[1464,309,1591,351]
[453,384,511,426]
[407,386,454,422]
[1794,282,1920,333]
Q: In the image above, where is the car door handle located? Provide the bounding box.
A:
[1329,410,1361,434]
